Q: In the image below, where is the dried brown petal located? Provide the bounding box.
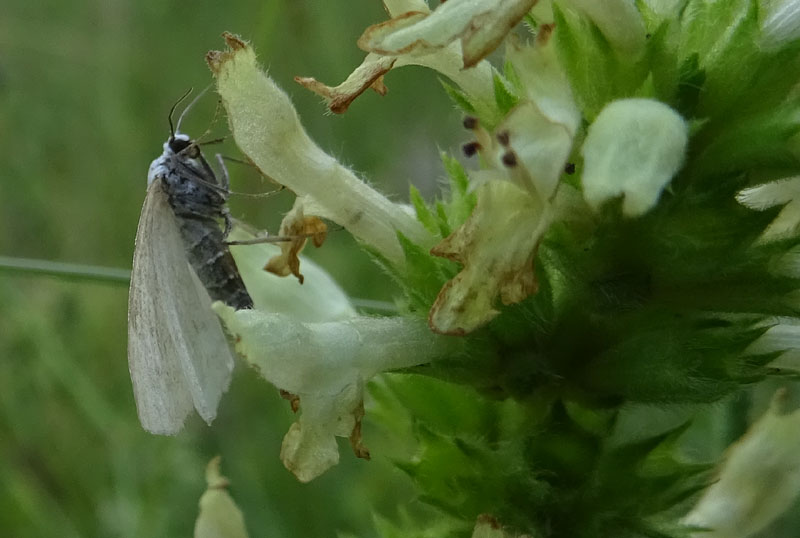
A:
[349,400,371,460]
[295,54,397,114]
[359,0,537,67]
[264,205,328,284]
[429,179,544,335]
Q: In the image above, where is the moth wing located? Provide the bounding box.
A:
[128,180,234,435]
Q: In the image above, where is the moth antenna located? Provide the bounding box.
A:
[197,137,227,146]
[194,98,224,145]
[168,87,194,139]
[176,84,212,134]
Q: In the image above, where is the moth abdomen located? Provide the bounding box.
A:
[178,217,254,310]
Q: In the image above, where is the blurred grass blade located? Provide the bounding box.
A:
[0,256,131,284]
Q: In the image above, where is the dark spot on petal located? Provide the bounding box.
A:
[564,162,576,175]
[502,151,517,167]
[462,116,478,130]
[496,130,510,146]
[463,141,480,157]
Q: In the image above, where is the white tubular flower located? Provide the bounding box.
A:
[760,0,800,50]
[296,0,535,118]
[194,457,250,538]
[736,176,800,242]
[359,0,537,68]
[430,178,547,334]
[214,304,460,482]
[503,26,581,199]
[581,99,688,217]
[207,34,434,267]
[231,230,454,482]
[429,27,582,335]
[682,388,800,538]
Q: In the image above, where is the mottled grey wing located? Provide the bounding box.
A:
[127,180,234,435]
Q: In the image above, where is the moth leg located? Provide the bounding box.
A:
[215,154,231,192]
[222,207,233,238]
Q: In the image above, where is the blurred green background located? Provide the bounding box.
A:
[0,1,464,536]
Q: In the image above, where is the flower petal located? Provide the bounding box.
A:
[581,98,688,217]
[359,0,536,67]
[194,457,250,538]
[429,179,548,335]
[498,29,581,199]
[207,33,433,267]
[295,53,396,114]
[683,388,800,537]
[736,176,800,242]
[263,198,328,284]
[213,304,461,481]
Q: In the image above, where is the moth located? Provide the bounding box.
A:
[128,90,252,435]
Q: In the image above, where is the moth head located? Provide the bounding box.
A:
[168,134,200,158]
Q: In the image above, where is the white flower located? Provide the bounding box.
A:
[207,34,434,267]
[581,99,688,217]
[214,304,460,482]
[736,176,800,242]
[683,388,800,538]
[429,27,583,334]
[194,457,250,538]
[296,0,536,119]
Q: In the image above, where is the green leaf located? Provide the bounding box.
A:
[441,152,469,197]
[679,0,762,117]
[439,78,476,114]
[503,59,523,96]
[553,4,649,120]
[492,73,519,116]
[410,184,438,235]
[396,232,455,311]
[434,201,451,237]
[440,152,476,230]
[674,53,705,118]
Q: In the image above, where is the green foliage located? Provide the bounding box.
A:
[439,153,476,231]
[410,184,440,235]
[552,4,649,120]
[373,2,800,536]
[678,0,762,117]
[395,232,457,313]
[492,73,520,117]
[440,78,477,115]
[371,375,714,538]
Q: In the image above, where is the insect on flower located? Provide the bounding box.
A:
[128,88,253,435]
